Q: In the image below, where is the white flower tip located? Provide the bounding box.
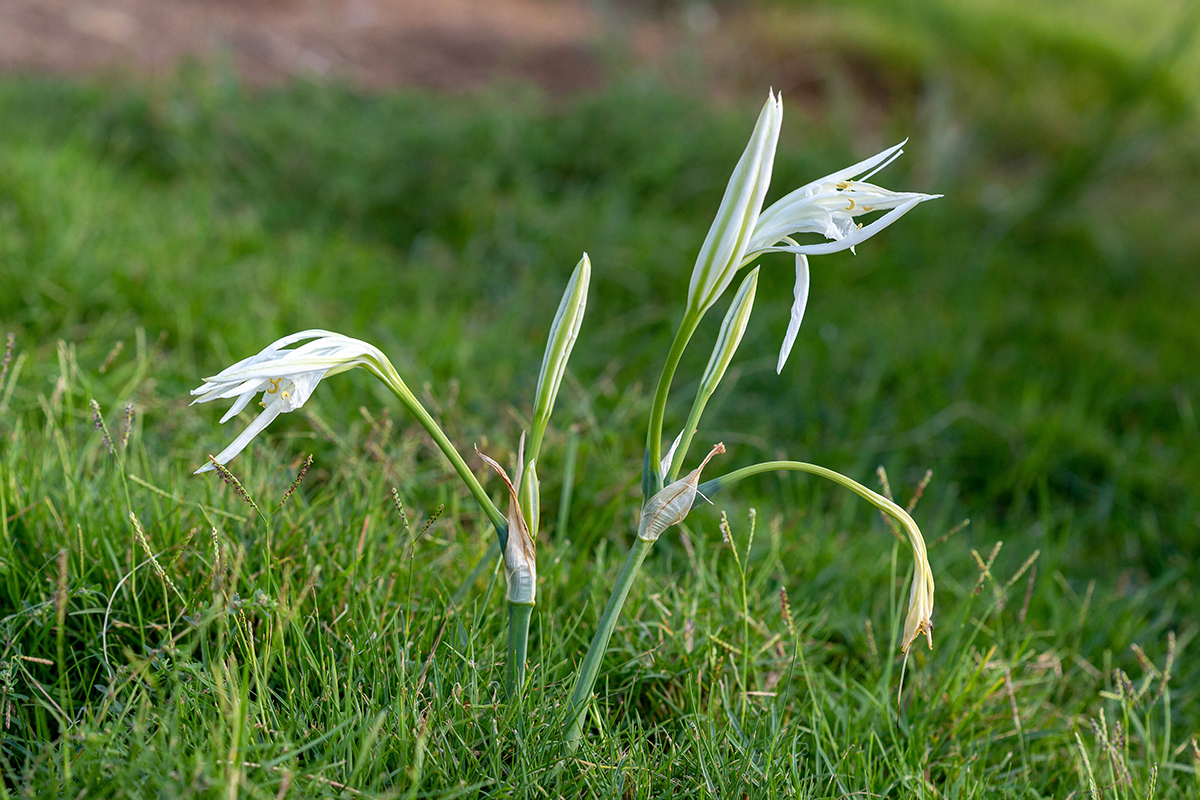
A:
[659,430,685,482]
[195,460,216,475]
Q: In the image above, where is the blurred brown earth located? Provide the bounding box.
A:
[0,0,611,92]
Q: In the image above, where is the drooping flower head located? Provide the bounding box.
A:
[190,330,390,473]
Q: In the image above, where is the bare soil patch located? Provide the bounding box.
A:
[0,0,606,93]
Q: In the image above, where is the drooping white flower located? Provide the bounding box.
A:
[190,329,390,473]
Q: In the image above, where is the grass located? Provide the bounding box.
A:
[2,1,1200,793]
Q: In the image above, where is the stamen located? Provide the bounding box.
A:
[862,205,874,212]
[267,377,282,394]
[281,391,291,400]
[836,181,849,190]
[844,198,856,211]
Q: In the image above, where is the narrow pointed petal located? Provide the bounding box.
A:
[816,139,907,187]
[660,430,684,484]
[195,400,285,473]
[766,195,928,256]
[219,388,260,423]
[776,254,810,374]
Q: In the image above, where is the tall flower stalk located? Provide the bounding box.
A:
[566,94,939,750]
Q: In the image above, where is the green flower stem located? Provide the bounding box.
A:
[699,461,916,536]
[369,362,509,546]
[507,602,534,699]
[564,536,654,749]
[666,387,709,484]
[645,311,703,495]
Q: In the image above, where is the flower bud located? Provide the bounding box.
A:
[685,94,781,316]
[530,254,590,461]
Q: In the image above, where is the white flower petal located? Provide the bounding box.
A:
[807,140,907,190]
[776,254,810,374]
[762,195,927,256]
[197,330,338,384]
[282,371,326,411]
[195,399,285,474]
[219,387,261,423]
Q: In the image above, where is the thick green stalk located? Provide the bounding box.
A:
[507,602,534,699]
[645,311,702,496]
[369,362,508,545]
[564,537,654,749]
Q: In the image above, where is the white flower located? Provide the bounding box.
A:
[748,140,941,372]
[684,92,940,373]
[190,329,389,473]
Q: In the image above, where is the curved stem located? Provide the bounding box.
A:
[369,363,509,545]
[645,311,702,495]
[564,537,654,750]
[699,460,926,559]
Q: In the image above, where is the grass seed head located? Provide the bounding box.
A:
[89,399,117,458]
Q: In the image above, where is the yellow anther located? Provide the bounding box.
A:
[267,377,282,394]
[836,181,849,190]
[259,401,267,408]
[862,205,874,212]
[281,391,290,400]
[844,198,856,211]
